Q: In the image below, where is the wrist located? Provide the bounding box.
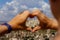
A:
[2,23,12,33]
[8,21,18,30]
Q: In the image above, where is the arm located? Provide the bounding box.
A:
[37,13,58,30]
[0,20,19,34]
[0,25,8,34]
[47,18,58,30]
[31,9,58,30]
[0,10,32,35]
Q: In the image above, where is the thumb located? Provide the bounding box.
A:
[26,27,33,31]
[32,26,41,32]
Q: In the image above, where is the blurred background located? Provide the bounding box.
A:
[0,0,56,40]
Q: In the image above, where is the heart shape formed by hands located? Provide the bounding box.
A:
[17,9,52,32]
[9,9,58,33]
[25,9,57,32]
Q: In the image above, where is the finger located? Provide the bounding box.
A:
[26,27,32,31]
[21,10,30,22]
[18,25,32,31]
[32,26,41,32]
[9,10,30,25]
[20,10,30,18]
[31,9,45,22]
[29,13,35,18]
[31,9,40,17]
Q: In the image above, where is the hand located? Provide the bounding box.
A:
[31,9,58,32]
[8,10,32,31]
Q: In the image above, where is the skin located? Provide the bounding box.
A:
[0,10,58,35]
[0,10,32,34]
[31,9,58,32]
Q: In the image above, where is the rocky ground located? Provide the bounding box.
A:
[0,30,56,40]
